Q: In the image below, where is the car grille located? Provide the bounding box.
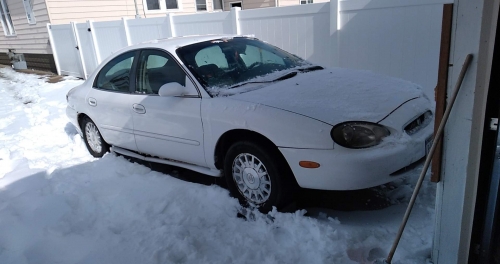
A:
[404,111,432,135]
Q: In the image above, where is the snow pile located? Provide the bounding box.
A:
[0,68,90,180]
[0,68,436,263]
[0,68,44,104]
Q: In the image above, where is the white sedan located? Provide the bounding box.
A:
[66,35,433,212]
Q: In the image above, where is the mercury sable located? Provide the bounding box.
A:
[66,35,433,212]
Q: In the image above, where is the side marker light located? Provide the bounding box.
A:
[299,161,320,169]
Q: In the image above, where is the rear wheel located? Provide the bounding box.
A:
[224,141,294,212]
[81,117,109,158]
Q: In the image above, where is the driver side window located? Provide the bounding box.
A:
[136,50,187,95]
[95,51,135,92]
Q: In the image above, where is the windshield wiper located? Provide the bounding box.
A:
[273,71,298,81]
[297,65,324,72]
[229,71,298,89]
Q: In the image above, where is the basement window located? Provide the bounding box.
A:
[0,0,15,36]
[23,0,36,25]
[300,0,313,4]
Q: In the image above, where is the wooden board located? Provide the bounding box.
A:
[431,3,454,183]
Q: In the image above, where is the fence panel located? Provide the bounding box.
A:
[48,24,83,78]
[173,12,233,36]
[49,1,447,95]
[75,23,98,77]
[338,0,445,98]
[127,17,172,45]
[92,20,129,62]
[239,4,332,67]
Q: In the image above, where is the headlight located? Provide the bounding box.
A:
[331,122,390,149]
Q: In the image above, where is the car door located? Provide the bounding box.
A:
[131,49,206,166]
[85,51,138,151]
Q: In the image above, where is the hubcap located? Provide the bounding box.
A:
[85,122,102,153]
[232,153,271,205]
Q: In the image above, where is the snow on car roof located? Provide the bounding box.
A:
[128,34,242,52]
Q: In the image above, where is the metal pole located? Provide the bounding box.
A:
[384,53,473,264]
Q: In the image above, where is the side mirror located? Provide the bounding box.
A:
[158,82,185,97]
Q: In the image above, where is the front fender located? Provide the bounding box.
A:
[201,97,333,169]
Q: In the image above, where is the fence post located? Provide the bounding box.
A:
[230,7,241,35]
[46,24,61,75]
[330,0,339,67]
[122,17,132,46]
[167,13,176,37]
[71,22,87,79]
[87,20,102,65]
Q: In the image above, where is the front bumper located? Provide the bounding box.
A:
[279,125,431,190]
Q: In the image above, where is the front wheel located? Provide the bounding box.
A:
[224,141,294,212]
[81,117,109,158]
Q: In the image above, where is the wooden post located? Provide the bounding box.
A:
[431,3,454,183]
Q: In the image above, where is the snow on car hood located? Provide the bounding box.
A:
[229,68,424,125]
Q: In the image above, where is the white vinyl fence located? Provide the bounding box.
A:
[47,0,452,98]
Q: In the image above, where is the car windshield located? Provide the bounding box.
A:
[176,37,313,96]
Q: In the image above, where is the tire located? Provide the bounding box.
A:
[81,117,109,158]
[224,141,295,212]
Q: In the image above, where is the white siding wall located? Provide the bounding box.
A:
[49,0,446,100]
[0,0,330,55]
[173,11,233,36]
[49,23,83,76]
[127,17,172,44]
[433,0,497,262]
[0,0,51,54]
[338,0,445,99]
[92,20,129,61]
[239,4,331,67]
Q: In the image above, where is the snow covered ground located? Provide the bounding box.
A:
[0,67,436,264]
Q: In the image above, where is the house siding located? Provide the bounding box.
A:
[45,0,200,24]
[45,0,145,24]
[0,0,51,54]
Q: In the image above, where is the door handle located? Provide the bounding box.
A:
[88,97,97,106]
[132,104,146,114]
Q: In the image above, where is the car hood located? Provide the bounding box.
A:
[229,68,425,125]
